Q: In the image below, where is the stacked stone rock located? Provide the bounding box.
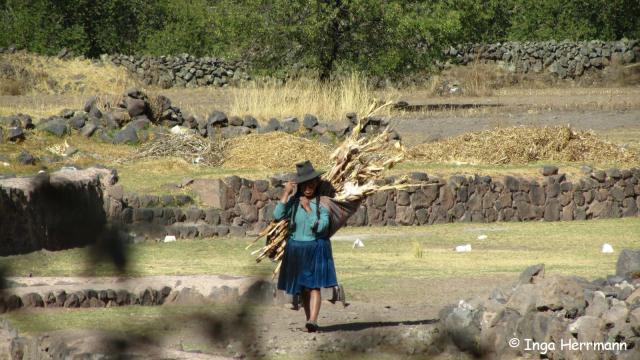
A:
[0,89,187,155]
[444,39,639,79]
[108,166,640,239]
[439,250,640,359]
[0,114,33,144]
[0,276,277,313]
[1,90,395,166]
[196,111,395,144]
[102,53,250,88]
[1,287,172,312]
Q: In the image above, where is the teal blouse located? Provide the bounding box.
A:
[273,197,330,241]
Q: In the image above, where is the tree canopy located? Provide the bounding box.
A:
[1,0,638,78]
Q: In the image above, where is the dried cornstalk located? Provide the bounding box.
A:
[247,102,417,278]
[121,132,225,166]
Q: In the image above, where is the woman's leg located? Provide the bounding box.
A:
[309,288,321,322]
[302,288,311,321]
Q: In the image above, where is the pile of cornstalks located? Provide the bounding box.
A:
[247,103,415,277]
[121,132,225,166]
[409,125,639,165]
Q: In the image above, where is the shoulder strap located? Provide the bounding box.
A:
[289,196,299,232]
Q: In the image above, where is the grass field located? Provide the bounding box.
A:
[2,218,637,298]
[1,218,637,359]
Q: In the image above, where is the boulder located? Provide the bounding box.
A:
[228,115,243,126]
[207,111,228,127]
[7,126,25,142]
[69,114,87,130]
[518,263,545,284]
[616,249,640,279]
[541,165,559,176]
[41,118,69,137]
[242,115,259,129]
[80,123,97,138]
[21,293,44,308]
[113,126,138,145]
[263,118,280,132]
[281,117,300,133]
[535,275,586,317]
[16,150,37,165]
[191,179,235,209]
[126,98,147,117]
[591,170,606,182]
[303,114,319,129]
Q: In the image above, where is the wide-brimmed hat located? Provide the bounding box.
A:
[294,160,324,183]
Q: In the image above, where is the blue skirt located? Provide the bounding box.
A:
[277,238,338,295]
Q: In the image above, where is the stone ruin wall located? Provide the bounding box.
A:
[110,166,640,240]
[0,168,119,255]
[444,39,640,79]
[1,166,638,252]
[3,39,637,88]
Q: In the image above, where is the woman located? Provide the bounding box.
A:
[273,160,337,333]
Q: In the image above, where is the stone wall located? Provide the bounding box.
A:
[439,253,640,359]
[2,166,637,249]
[444,39,640,79]
[108,166,640,239]
[0,168,119,255]
[101,53,250,88]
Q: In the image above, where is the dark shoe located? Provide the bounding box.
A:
[329,284,348,307]
[305,321,318,333]
[337,284,348,307]
[291,294,301,311]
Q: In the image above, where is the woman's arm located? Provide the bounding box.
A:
[273,180,296,220]
[273,197,294,220]
[311,204,330,235]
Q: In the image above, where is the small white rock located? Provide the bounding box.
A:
[192,156,204,164]
[602,243,614,253]
[164,235,177,243]
[170,125,189,135]
[455,244,472,252]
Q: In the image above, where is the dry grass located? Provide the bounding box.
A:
[227,73,396,123]
[0,52,135,96]
[409,125,640,165]
[424,60,640,98]
[223,132,333,171]
[0,130,136,175]
[426,62,543,97]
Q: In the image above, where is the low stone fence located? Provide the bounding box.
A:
[444,39,639,79]
[108,166,640,239]
[101,53,250,88]
[2,166,638,250]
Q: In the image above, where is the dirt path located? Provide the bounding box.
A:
[391,109,640,146]
[4,275,512,358]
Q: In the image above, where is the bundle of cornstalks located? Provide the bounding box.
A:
[409,125,639,165]
[121,132,225,166]
[247,103,415,277]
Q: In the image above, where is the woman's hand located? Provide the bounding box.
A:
[299,195,311,212]
[280,180,296,203]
